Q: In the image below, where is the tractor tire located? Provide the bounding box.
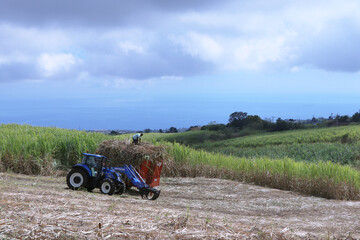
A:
[100,179,115,195]
[66,169,89,190]
[115,182,125,195]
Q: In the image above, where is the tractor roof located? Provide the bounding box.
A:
[82,153,107,158]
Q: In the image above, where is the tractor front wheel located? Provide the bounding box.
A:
[66,169,89,190]
[100,179,115,195]
[115,182,125,195]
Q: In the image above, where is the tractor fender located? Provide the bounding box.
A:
[72,164,92,177]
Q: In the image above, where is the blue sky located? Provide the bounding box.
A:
[1,0,360,130]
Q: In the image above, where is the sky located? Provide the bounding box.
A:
[1,0,360,130]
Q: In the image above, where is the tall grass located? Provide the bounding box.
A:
[161,142,360,200]
[0,124,110,174]
[202,142,360,165]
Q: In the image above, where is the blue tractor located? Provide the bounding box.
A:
[66,153,160,200]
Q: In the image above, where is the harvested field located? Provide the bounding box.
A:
[0,173,360,239]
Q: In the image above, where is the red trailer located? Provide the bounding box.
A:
[138,159,163,188]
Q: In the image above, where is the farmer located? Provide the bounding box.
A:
[132,133,143,145]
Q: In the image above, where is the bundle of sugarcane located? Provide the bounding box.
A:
[97,139,168,169]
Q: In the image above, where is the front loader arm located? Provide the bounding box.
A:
[113,165,161,200]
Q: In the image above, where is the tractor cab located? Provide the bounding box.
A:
[82,153,108,177]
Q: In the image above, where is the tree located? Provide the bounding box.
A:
[201,123,226,131]
[167,127,178,133]
[337,115,349,124]
[144,128,151,133]
[187,126,201,131]
[245,114,261,124]
[311,116,317,123]
[159,129,163,133]
[272,118,290,131]
[228,111,248,129]
[352,112,360,122]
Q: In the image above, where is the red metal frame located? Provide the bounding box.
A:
[138,160,163,187]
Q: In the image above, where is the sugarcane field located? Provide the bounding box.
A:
[2,125,360,239]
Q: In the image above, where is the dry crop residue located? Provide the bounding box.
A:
[0,173,359,239]
[97,140,168,168]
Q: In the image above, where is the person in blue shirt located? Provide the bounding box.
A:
[132,133,143,145]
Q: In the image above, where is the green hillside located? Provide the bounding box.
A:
[155,125,360,167]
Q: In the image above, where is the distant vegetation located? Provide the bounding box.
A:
[153,110,360,167]
[150,129,261,146]
[140,110,360,135]
[156,125,360,167]
[2,122,360,200]
[141,110,360,147]
[194,126,360,165]
[221,110,360,132]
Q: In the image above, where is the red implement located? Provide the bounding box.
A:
[138,160,163,187]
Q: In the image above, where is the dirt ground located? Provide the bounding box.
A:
[0,173,360,239]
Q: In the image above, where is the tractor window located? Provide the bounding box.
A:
[86,156,97,168]
[101,157,109,167]
[95,157,103,168]
[82,155,87,164]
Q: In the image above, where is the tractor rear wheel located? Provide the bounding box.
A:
[66,169,89,190]
[100,179,115,195]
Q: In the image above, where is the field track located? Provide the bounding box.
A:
[0,173,359,239]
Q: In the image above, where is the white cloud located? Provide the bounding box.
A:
[117,41,144,55]
[37,53,78,77]
[171,31,297,71]
[105,77,153,89]
[232,34,296,70]
[160,75,183,81]
[2,0,360,84]
[290,66,301,72]
[0,24,72,53]
[180,11,233,28]
[170,32,223,62]
[0,56,6,64]
[0,53,30,65]
[174,0,360,72]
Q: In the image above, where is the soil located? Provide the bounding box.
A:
[0,173,359,239]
